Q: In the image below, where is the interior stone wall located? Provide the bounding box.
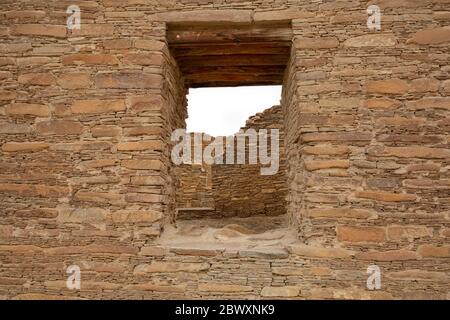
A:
[0,1,449,300]
[175,105,287,219]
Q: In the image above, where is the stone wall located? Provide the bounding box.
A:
[0,1,449,300]
[175,105,287,219]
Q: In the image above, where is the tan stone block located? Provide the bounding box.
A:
[13,294,82,300]
[0,90,17,101]
[122,53,164,66]
[302,132,372,143]
[125,283,186,293]
[288,245,353,259]
[74,191,125,205]
[11,24,66,38]
[108,210,162,223]
[408,27,450,45]
[307,208,377,220]
[199,283,253,292]
[130,176,165,186]
[0,183,68,198]
[5,103,50,117]
[125,193,163,204]
[57,207,107,225]
[150,10,253,24]
[369,146,450,159]
[2,142,49,152]
[0,43,31,53]
[410,78,440,92]
[303,145,350,156]
[0,245,43,254]
[71,99,126,114]
[375,116,425,127]
[254,9,314,22]
[305,160,350,171]
[344,34,397,47]
[79,159,116,169]
[261,286,300,297]
[5,10,46,19]
[62,54,119,65]
[95,72,163,89]
[18,72,55,86]
[134,39,165,51]
[442,80,450,93]
[139,246,168,256]
[133,262,210,274]
[91,125,121,137]
[387,269,447,281]
[407,97,450,110]
[356,250,419,261]
[337,226,386,243]
[367,79,409,94]
[57,73,91,89]
[69,24,114,37]
[355,190,417,202]
[45,244,138,255]
[294,37,339,49]
[124,127,164,137]
[170,248,222,257]
[365,98,402,109]
[103,39,133,50]
[128,95,164,113]
[122,159,163,170]
[417,244,450,258]
[36,120,83,135]
[117,140,164,151]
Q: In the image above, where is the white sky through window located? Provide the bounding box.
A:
[186,86,282,137]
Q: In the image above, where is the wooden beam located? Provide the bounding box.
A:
[176,54,289,68]
[171,42,291,57]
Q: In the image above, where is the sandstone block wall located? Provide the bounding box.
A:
[0,1,449,300]
[175,105,287,219]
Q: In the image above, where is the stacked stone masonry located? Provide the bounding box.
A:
[0,1,449,300]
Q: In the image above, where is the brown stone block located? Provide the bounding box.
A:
[355,190,417,202]
[18,72,55,86]
[302,132,372,143]
[103,39,133,50]
[62,54,118,65]
[0,90,17,101]
[407,97,450,110]
[303,145,350,156]
[79,159,116,169]
[387,226,433,241]
[130,176,165,186]
[288,245,354,259]
[0,245,43,254]
[71,99,126,114]
[95,72,163,89]
[45,244,138,255]
[11,24,66,38]
[307,208,377,219]
[150,10,253,24]
[74,191,124,205]
[36,120,83,135]
[337,226,386,243]
[125,193,163,204]
[410,78,440,92]
[408,27,450,45]
[69,24,114,37]
[2,142,49,152]
[122,159,163,170]
[108,210,162,223]
[294,37,339,49]
[134,39,165,51]
[5,103,51,117]
[117,140,164,152]
[375,116,425,127]
[366,79,409,94]
[133,262,210,274]
[0,123,32,134]
[305,160,350,171]
[356,250,419,261]
[369,146,450,159]
[417,245,450,258]
[124,126,164,137]
[0,43,31,53]
[199,283,253,292]
[344,34,397,47]
[261,286,300,297]
[125,283,186,293]
[57,73,91,89]
[365,98,402,109]
[139,246,168,256]
[387,269,447,281]
[91,125,121,137]
[128,95,164,113]
[5,10,46,19]
[122,53,164,66]
[0,183,68,198]
[170,248,223,257]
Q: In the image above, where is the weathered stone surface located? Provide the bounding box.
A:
[70,24,114,37]
[18,73,55,86]
[95,72,163,89]
[294,37,339,49]
[254,9,314,22]
[0,123,32,134]
[355,190,417,202]
[0,183,68,198]
[117,141,164,152]
[302,145,349,156]
[307,208,377,220]
[108,210,162,223]
[366,79,409,94]
[261,286,300,297]
[130,176,165,186]
[305,160,350,171]
[134,262,210,274]
[337,226,386,243]
[386,270,447,281]
[408,27,450,45]
[199,283,253,292]
[45,244,138,255]
[121,159,163,170]
[369,146,450,159]
[2,142,49,152]
[356,250,419,261]
[91,125,121,137]
[407,97,450,110]
[238,247,288,259]
[74,191,124,205]
[71,99,126,114]
[36,120,83,135]
[62,54,119,65]
[0,43,31,53]
[365,98,402,109]
[125,283,186,293]
[57,73,91,89]
[150,10,252,23]
[417,245,450,258]
[344,34,397,47]
[5,103,51,117]
[122,53,164,66]
[288,245,353,259]
[302,132,372,143]
[0,90,17,101]
[10,24,66,38]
